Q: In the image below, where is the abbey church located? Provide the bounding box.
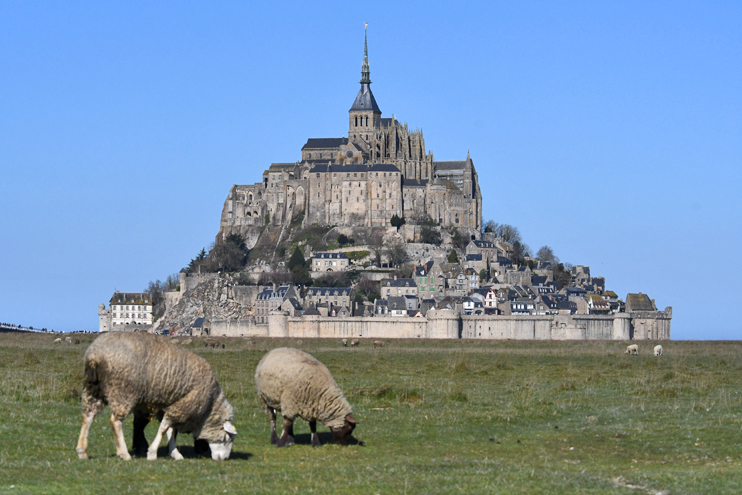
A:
[218,27,483,244]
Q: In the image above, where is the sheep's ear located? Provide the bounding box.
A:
[345,414,357,425]
[223,421,237,435]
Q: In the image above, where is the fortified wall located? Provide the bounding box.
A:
[210,310,670,341]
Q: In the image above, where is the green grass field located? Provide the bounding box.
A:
[1,333,740,494]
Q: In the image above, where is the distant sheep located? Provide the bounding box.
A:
[54,338,62,344]
[255,347,357,447]
[341,339,348,347]
[203,339,225,349]
[75,332,236,461]
[373,340,385,348]
[350,339,360,347]
[654,345,663,356]
[65,337,72,344]
[625,344,639,355]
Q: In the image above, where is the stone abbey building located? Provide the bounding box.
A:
[218,28,482,245]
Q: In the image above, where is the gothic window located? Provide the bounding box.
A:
[365,116,368,126]
[354,116,358,126]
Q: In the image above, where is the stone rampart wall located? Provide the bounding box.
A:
[210,311,663,341]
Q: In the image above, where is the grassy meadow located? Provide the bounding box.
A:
[0,332,741,494]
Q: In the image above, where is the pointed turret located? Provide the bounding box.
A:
[349,23,381,145]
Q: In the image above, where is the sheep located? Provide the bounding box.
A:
[255,347,357,448]
[65,337,72,344]
[350,339,360,347]
[75,332,236,461]
[624,344,639,355]
[373,340,385,348]
[203,338,225,349]
[341,339,348,347]
[53,338,62,344]
[654,344,663,356]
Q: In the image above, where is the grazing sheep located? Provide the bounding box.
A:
[65,337,72,344]
[624,344,639,355]
[75,332,236,461]
[373,340,385,348]
[350,339,360,347]
[341,339,348,347]
[255,347,357,448]
[654,345,663,356]
[203,338,225,349]
[53,338,62,344]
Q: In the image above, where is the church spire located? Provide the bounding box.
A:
[361,22,371,84]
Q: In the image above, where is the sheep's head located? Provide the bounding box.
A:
[208,421,237,461]
[330,414,357,445]
[201,395,236,460]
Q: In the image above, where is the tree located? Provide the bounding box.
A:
[479,269,488,282]
[203,234,248,272]
[385,241,409,267]
[287,246,306,271]
[484,220,498,233]
[447,250,459,263]
[449,229,467,249]
[553,263,572,289]
[420,225,442,246]
[390,214,405,229]
[495,224,522,245]
[536,245,557,264]
[511,240,531,266]
[357,279,379,299]
[337,234,349,246]
[187,248,208,273]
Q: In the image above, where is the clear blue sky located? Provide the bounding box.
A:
[1,1,740,339]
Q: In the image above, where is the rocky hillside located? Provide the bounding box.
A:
[153,275,252,334]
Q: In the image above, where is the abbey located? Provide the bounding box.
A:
[218,28,482,243]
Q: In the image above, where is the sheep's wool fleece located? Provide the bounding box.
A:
[255,347,352,429]
[83,332,233,441]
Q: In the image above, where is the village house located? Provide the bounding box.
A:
[380,277,418,298]
[255,285,299,324]
[311,252,350,272]
[304,287,353,310]
[414,261,445,298]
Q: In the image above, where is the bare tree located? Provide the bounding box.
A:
[384,241,409,268]
[536,245,558,263]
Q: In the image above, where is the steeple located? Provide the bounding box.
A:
[361,22,370,84]
[349,23,381,145]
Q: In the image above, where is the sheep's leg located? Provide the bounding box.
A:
[166,428,184,460]
[269,408,279,445]
[132,411,150,456]
[276,417,295,447]
[147,416,172,461]
[309,420,321,448]
[110,414,132,460]
[75,399,103,459]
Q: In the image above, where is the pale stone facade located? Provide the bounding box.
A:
[216,28,482,247]
[98,291,153,332]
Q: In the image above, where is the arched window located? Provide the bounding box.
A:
[354,116,358,126]
[365,116,368,126]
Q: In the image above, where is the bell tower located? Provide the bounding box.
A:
[349,23,381,145]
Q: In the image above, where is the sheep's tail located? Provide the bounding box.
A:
[83,356,104,401]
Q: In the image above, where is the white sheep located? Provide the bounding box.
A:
[624,344,639,355]
[75,332,236,461]
[255,347,357,447]
[373,340,385,348]
[341,339,348,347]
[350,339,360,347]
[654,344,663,356]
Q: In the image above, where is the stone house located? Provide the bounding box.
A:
[387,296,409,317]
[305,287,353,310]
[380,277,418,299]
[414,260,445,298]
[107,291,153,329]
[466,239,497,264]
[464,253,487,274]
[280,297,303,317]
[255,286,299,324]
[311,252,350,272]
[586,294,611,315]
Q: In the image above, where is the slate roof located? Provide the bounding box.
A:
[434,161,467,170]
[381,278,417,288]
[286,298,303,310]
[350,83,381,113]
[302,138,349,150]
[497,257,513,266]
[466,253,483,262]
[403,179,428,187]
[307,287,352,297]
[387,296,407,310]
[414,261,435,277]
[531,276,548,286]
[192,317,205,328]
[268,163,296,171]
[302,306,321,316]
[471,240,495,249]
[307,163,401,174]
[109,292,152,305]
[313,252,349,260]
